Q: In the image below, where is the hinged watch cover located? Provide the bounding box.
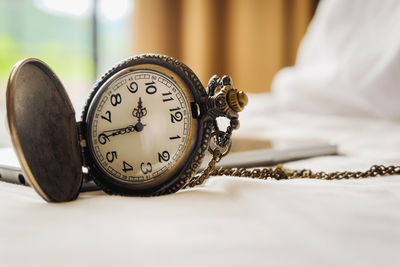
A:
[6,58,82,202]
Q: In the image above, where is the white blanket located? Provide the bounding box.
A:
[272,0,400,120]
[0,94,399,267]
[2,0,400,265]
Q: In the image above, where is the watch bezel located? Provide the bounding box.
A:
[81,54,210,196]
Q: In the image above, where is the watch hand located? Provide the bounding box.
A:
[98,124,145,144]
[132,97,147,123]
[99,98,148,144]
[103,125,136,135]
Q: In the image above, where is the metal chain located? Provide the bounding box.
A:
[184,80,400,188]
[183,148,223,188]
[185,148,400,188]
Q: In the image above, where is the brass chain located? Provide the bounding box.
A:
[184,148,223,188]
[184,75,400,189]
[185,148,400,188]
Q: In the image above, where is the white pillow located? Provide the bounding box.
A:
[272,0,400,120]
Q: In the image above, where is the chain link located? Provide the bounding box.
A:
[184,147,400,189]
[183,148,222,188]
[185,75,400,189]
[184,85,400,188]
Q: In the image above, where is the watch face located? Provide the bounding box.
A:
[85,63,200,193]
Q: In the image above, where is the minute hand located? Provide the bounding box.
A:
[98,124,137,144]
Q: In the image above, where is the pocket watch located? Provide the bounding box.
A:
[6,54,248,202]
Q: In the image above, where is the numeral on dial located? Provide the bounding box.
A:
[101,110,112,123]
[111,93,122,106]
[106,151,117,162]
[122,161,133,173]
[162,91,173,102]
[140,162,152,174]
[169,135,181,140]
[158,151,170,163]
[169,107,183,123]
[145,81,157,95]
[127,82,138,93]
[98,133,109,145]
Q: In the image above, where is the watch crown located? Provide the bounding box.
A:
[227,89,248,112]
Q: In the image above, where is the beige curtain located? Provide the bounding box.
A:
[131,0,318,93]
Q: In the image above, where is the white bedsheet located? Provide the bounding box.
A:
[0,94,399,267]
[272,0,400,120]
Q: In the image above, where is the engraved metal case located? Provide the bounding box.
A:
[6,58,83,202]
[6,54,246,202]
[81,54,211,196]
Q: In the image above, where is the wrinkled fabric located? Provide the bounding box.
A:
[0,94,399,267]
[272,0,400,120]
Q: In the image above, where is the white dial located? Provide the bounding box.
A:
[87,69,193,185]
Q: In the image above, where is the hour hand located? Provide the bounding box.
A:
[132,97,147,131]
[132,97,147,122]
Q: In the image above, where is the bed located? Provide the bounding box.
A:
[2,0,400,265]
[0,94,399,267]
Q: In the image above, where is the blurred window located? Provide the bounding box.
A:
[0,0,132,110]
[0,0,133,147]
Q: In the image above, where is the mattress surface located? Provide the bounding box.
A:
[0,94,399,267]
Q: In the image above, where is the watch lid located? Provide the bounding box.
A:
[6,58,83,202]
